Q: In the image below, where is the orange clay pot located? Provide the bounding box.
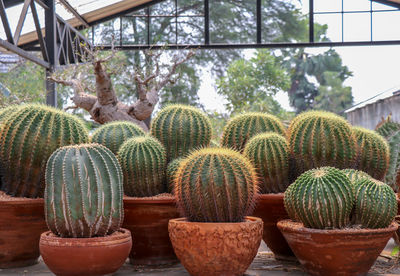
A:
[277,220,398,276]
[123,196,180,265]
[169,216,263,276]
[39,228,132,276]
[0,197,47,268]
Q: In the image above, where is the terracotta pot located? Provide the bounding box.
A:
[252,193,294,260]
[123,196,180,265]
[277,219,398,276]
[169,216,263,276]
[39,228,132,276]
[0,197,47,268]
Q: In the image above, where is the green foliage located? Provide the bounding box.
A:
[45,144,123,238]
[175,148,259,222]
[166,157,183,194]
[91,121,146,154]
[0,104,89,198]
[118,136,166,197]
[244,133,289,193]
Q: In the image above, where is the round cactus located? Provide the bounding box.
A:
[0,105,22,122]
[166,157,183,193]
[342,168,370,184]
[45,144,124,238]
[353,177,397,229]
[221,112,285,152]
[353,126,389,181]
[175,147,259,222]
[0,104,89,198]
[150,104,212,161]
[287,111,357,178]
[91,121,146,155]
[118,136,166,197]
[244,132,289,193]
[284,167,354,229]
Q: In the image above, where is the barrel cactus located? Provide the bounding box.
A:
[284,167,354,229]
[0,105,22,122]
[175,148,259,222]
[91,121,145,155]
[150,104,212,161]
[244,132,289,193]
[118,136,166,197]
[342,169,370,184]
[221,112,285,152]
[45,144,124,238]
[0,104,89,198]
[353,126,389,181]
[167,157,183,193]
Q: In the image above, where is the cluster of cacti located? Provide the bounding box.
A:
[166,157,183,193]
[91,121,146,154]
[150,104,212,161]
[174,148,259,222]
[0,104,89,198]
[45,144,123,238]
[352,126,389,181]
[244,132,289,193]
[221,112,285,152]
[118,136,166,197]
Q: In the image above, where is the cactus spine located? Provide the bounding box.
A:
[244,132,289,193]
[221,112,285,152]
[150,104,212,161]
[118,136,166,197]
[45,144,124,238]
[0,104,89,198]
[91,121,146,155]
[175,148,259,222]
[167,157,183,193]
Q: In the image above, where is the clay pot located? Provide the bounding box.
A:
[123,196,180,265]
[277,219,398,276]
[0,197,47,268]
[39,228,132,276]
[169,216,263,276]
[252,193,294,260]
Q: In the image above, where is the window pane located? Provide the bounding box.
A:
[314,0,342,12]
[343,13,371,41]
[314,13,342,42]
[121,17,147,45]
[150,0,176,16]
[373,11,400,40]
[343,0,371,12]
[178,0,203,16]
[150,17,176,44]
[178,16,204,44]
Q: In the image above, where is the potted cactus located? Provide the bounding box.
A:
[39,144,131,276]
[168,148,263,276]
[278,167,398,276]
[0,104,89,268]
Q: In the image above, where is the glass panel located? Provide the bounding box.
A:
[150,16,176,44]
[343,13,371,41]
[314,0,342,12]
[68,0,124,15]
[314,13,342,42]
[177,16,204,44]
[343,0,371,12]
[92,19,120,45]
[373,11,400,40]
[121,16,147,45]
[150,0,176,16]
[177,0,204,16]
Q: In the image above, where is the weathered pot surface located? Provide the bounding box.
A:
[169,216,263,276]
[123,195,179,265]
[39,228,132,276]
[277,219,398,276]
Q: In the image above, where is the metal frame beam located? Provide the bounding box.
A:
[58,0,89,28]
[45,0,57,107]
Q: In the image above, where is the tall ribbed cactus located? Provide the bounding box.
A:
[221,112,285,152]
[45,144,123,238]
[342,169,370,184]
[167,157,183,193]
[150,104,212,161]
[244,132,289,193]
[118,136,166,197]
[353,126,389,181]
[353,177,397,229]
[0,104,89,198]
[287,111,357,178]
[284,167,354,229]
[175,148,259,222]
[91,121,146,155]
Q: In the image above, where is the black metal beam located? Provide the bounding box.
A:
[45,0,57,107]
[256,0,261,43]
[0,0,14,44]
[309,0,314,42]
[204,0,209,44]
[58,0,89,27]
[0,39,49,68]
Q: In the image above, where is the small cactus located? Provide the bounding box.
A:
[91,121,146,155]
[244,132,289,193]
[45,144,124,238]
[342,169,370,184]
[175,147,259,222]
[221,112,285,152]
[118,136,167,197]
[166,157,183,193]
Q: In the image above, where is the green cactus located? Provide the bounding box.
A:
[91,121,146,155]
[118,136,166,197]
[150,104,212,161]
[221,112,285,152]
[175,147,259,222]
[166,157,183,193]
[0,105,22,122]
[287,111,357,178]
[353,177,397,229]
[0,104,89,198]
[353,126,389,181]
[244,132,289,193]
[45,144,123,238]
[342,169,371,184]
[284,167,354,229]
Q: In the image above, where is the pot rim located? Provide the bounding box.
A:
[0,196,43,207]
[123,195,175,204]
[169,216,262,225]
[257,193,284,200]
